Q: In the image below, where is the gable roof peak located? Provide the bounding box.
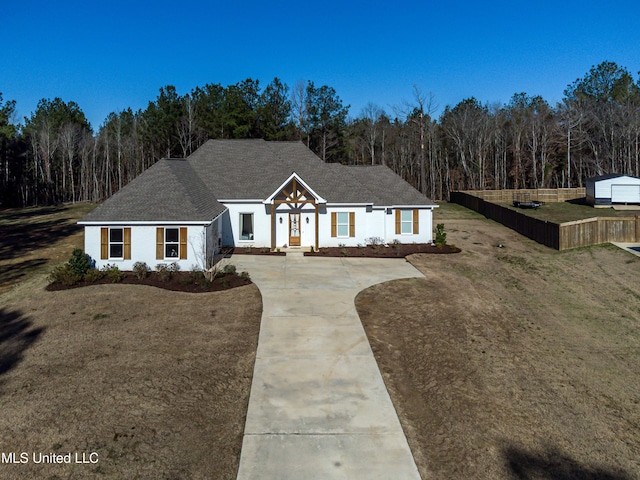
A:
[263,171,327,204]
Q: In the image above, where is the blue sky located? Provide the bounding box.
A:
[2,0,639,130]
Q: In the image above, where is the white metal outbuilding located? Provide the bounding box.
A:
[586,174,640,206]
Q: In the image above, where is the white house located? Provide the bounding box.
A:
[79,139,438,270]
[586,174,640,206]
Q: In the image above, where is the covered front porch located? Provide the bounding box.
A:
[264,173,325,251]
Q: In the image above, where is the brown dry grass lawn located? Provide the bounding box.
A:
[0,204,96,293]
[0,205,263,479]
[357,206,640,480]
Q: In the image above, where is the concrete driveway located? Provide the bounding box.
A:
[232,253,423,480]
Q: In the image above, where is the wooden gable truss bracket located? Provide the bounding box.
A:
[266,174,324,252]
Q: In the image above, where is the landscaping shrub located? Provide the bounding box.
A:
[68,248,93,277]
[132,261,149,279]
[435,223,447,247]
[222,264,236,275]
[102,264,124,283]
[49,263,81,286]
[84,269,105,282]
[366,236,384,246]
[190,270,206,282]
[168,262,180,274]
[239,271,251,281]
[155,264,171,282]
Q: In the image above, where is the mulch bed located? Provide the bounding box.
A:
[46,271,251,293]
[304,243,460,258]
[223,246,286,256]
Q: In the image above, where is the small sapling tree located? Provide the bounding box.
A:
[68,248,93,277]
[435,223,447,247]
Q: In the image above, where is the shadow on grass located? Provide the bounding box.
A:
[504,445,633,480]
[0,206,83,261]
[0,258,48,288]
[566,197,588,205]
[0,308,44,381]
[0,205,66,221]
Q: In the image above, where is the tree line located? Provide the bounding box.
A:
[1,61,639,207]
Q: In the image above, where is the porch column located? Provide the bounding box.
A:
[271,203,276,251]
[315,203,319,251]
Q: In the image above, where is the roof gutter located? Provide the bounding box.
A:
[78,220,216,226]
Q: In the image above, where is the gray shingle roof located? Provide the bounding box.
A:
[81,139,435,223]
[188,139,435,205]
[79,159,226,223]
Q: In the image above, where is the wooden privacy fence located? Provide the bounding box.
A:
[559,217,640,250]
[461,188,585,203]
[450,191,640,250]
[450,192,560,249]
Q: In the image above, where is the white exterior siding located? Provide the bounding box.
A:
[214,202,435,249]
[85,224,209,271]
[595,178,615,200]
[385,207,434,244]
[221,202,272,247]
[84,226,102,267]
[320,206,434,247]
[298,207,317,247]
[320,206,368,247]
[84,206,435,269]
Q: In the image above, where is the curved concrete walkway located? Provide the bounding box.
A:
[233,253,423,479]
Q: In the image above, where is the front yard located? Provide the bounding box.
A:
[0,205,262,479]
[357,206,640,479]
[3,202,640,479]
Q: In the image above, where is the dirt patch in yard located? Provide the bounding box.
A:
[0,276,262,479]
[356,212,640,479]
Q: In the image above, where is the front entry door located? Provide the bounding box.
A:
[289,213,301,246]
